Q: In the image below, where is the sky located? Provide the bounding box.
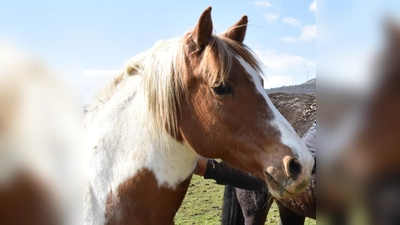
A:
[0,0,316,103]
[2,1,400,103]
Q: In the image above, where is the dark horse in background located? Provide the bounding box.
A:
[222,92,316,225]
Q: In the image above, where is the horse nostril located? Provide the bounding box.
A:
[287,158,302,180]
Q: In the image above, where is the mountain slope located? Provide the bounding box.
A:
[266,78,316,94]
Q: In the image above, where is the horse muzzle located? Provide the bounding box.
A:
[265,154,314,199]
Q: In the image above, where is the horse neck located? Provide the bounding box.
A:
[85,74,197,222]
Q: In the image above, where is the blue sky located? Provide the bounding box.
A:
[3,1,400,102]
[1,1,317,103]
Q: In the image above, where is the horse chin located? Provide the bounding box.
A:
[264,171,310,200]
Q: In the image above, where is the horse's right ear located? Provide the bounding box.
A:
[192,6,213,49]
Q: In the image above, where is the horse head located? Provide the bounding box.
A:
[176,7,314,199]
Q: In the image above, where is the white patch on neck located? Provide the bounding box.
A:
[84,75,198,225]
[237,57,314,171]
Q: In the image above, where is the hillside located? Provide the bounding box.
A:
[266,78,316,94]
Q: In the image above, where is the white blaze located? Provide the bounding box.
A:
[237,57,314,172]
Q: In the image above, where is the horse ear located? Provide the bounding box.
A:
[385,19,400,47]
[192,6,213,49]
[222,15,248,43]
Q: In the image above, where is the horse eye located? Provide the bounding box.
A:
[212,83,233,95]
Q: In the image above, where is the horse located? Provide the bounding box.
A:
[84,7,314,225]
[318,21,400,225]
[0,45,82,225]
[222,92,316,225]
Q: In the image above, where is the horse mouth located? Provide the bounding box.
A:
[265,172,296,199]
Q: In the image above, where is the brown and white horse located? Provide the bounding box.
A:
[84,7,314,225]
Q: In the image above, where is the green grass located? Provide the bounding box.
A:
[175,175,316,225]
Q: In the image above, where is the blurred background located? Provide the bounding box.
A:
[318,1,400,225]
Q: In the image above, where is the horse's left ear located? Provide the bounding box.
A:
[222,15,248,43]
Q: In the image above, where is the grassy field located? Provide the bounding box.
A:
[175,175,316,225]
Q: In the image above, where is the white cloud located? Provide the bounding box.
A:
[280,16,316,42]
[250,0,273,8]
[255,50,316,88]
[281,24,316,42]
[282,17,302,27]
[84,70,119,78]
[254,50,316,71]
[299,25,316,41]
[263,75,295,88]
[309,0,316,12]
[264,13,280,23]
